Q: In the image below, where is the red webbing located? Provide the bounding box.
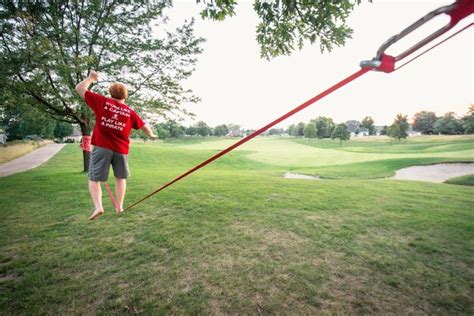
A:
[125,67,370,210]
[104,182,120,211]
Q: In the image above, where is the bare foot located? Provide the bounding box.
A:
[115,206,124,214]
[89,209,104,220]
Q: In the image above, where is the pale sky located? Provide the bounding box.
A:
[165,0,473,129]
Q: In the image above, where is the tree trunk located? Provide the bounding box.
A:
[79,122,92,173]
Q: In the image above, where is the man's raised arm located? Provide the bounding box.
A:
[75,71,99,99]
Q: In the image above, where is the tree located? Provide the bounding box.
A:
[387,114,409,141]
[433,112,463,135]
[287,124,296,136]
[199,1,363,59]
[380,125,388,136]
[461,105,474,134]
[150,120,185,140]
[227,124,242,136]
[2,102,56,140]
[312,116,335,138]
[360,116,376,135]
[413,111,437,134]
[155,124,171,140]
[0,2,203,171]
[345,120,360,133]
[295,122,306,137]
[195,121,212,137]
[331,123,350,146]
[268,128,284,136]
[214,124,229,137]
[54,122,74,139]
[185,125,197,136]
[303,122,317,138]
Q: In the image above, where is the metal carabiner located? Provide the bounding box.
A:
[360,0,474,72]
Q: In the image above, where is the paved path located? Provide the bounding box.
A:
[0,144,66,177]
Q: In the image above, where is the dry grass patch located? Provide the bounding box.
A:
[0,140,52,163]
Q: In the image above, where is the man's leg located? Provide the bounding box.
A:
[88,180,104,220]
[114,177,126,212]
[88,147,113,220]
[112,151,129,213]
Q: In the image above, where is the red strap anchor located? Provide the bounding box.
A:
[360,0,474,72]
[125,0,473,211]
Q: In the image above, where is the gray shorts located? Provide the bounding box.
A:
[88,146,130,181]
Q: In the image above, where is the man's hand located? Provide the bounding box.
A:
[141,124,158,140]
[89,71,99,82]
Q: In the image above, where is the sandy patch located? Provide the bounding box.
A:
[283,172,319,180]
[392,163,474,183]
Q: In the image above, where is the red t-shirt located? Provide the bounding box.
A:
[85,91,145,154]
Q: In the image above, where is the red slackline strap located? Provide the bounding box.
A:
[125,67,370,210]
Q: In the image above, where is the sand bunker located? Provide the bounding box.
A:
[283,172,319,180]
[392,163,474,183]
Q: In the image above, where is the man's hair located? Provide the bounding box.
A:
[109,82,128,100]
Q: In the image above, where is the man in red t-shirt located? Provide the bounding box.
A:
[75,71,157,220]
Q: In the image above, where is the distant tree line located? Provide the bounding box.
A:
[412,106,474,135]
[3,104,472,144]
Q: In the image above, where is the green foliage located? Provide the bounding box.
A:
[345,120,360,133]
[268,128,285,136]
[195,120,212,137]
[197,0,237,20]
[227,124,242,136]
[331,123,350,146]
[0,1,203,136]
[2,102,56,140]
[198,0,363,59]
[295,122,305,137]
[156,125,171,140]
[312,116,335,138]
[361,116,376,135]
[287,124,295,136]
[413,111,437,135]
[186,125,197,136]
[303,122,317,138]
[388,114,409,141]
[433,112,463,135]
[214,124,229,137]
[380,125,388,136]
[155,120,185,139]
[251,0,363,59]
[461,105,474,134]
[53,122,74,139]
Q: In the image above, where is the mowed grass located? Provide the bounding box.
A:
[1,136,473,314]
[294,134,474,153]
[445,174,474,186]
[178,135,474,178]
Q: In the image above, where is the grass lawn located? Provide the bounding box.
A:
[1,136,473,314]
[445,174,474,186]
